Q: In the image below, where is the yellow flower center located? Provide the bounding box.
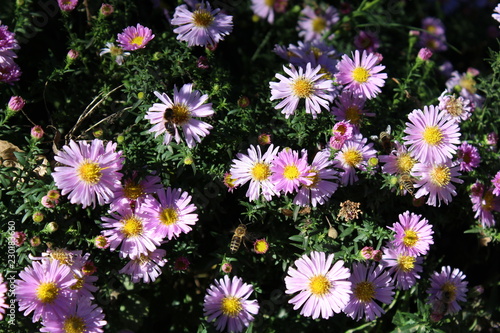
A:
[292,77,314,99]
[166,104,191,126]
[130,35,145,47]
[403,230,418,247]
[345,106,361,125]
[396,153,416,174]
[70,275,84,291]
[422,126,443,146]
[254,239,269,253]
[160,207,178,226]
[124,182,145,200]
[429,165,451,187]
[343,149,363,167]
[353,281,375,303]
[426,25,437,34]
[36,282,60,304]
[459,77,477,94]
[305,169,320,189]
[445,96,464,117]
[441,282,457,303]
[283,165,300,180]
[397,255,416,272]
[221,296,242,317]
[50,248,74,266]
[309,275,331,296]
[121,215,144,237]
[352,67,370,83]
[77,160,103,185]
[63,315,86,333]
[109,45,124,56]
[312,17,327,33]
[192,9,214,27]
[482,190,495,212]
[264,0,275,6]
[251,162,271,181]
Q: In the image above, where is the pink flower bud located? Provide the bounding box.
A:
[8,96,25,111]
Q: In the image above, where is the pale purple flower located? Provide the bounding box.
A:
[379,141,417,176]
[493,172,500,196]
[344,262,394,321]
[333,134,377,185]
[251,0,275,24]
[285,251,351,319]
[270,148,313,194]
[354,31,380,53]
[99,42,130,65]
[470,182,500,228]
[427,266,468,316]
[119,249,167,283]
[57,0,78,12]
[403,105,461,164]
[145,84,214,148]
[293,150,339,207]
[297,5,339,42]
[445,70,484,109]
[117,23,155,51]
[141,187,198,240]
[270,63,334,119]
[0,22,20,52]
[456,142,480,172]
[100,203,162,259]
[16,259,76,322]
[412,160,463,207]
[40,300,106,333]
[204,275,259,333]
[419,17,447,52]
[331,90,373,130]
[284,40,340,76]
[380,246,423,290]
[0,274,8,320]
[388,210,434,257]
[111,173,163,210]
[230,144,280,201]
[0,60,21,84]
[171,2,233,47]
[438,91,474,123]
[335,50,387,99]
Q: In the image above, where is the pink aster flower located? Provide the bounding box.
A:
[57,0,78,12]
[388,210,434,257]
[119,249,167,283]
[0,274,7,320]
[16,259,76,322]
[270,148,313,194]
[297,5,339,42]
[427,266,468,316]
[52,139,123,209]
[203,275,259,333]
[171,2,233,47]
[344,262,394,321]
[380,246,423,290]
[470,182,500,228]
[333,133,377,186]
[403,105,461,164]
[0,60,21,84]
[0,23,19,52]
[293,149,339,207]
[40,299,106,333]
[412,160,463,207]
[379,141,417,176]
[330,90,373,131]
[117,23,155,51]
[100,204,162,259]
[230,144,280,201]
[142,187,198,240]
[111,172,163,210]
[438,91,474,123]
[285,251,351,319]
[335,50,387,99]
[11,231,26,246]
[145,83,214,148]
[270,63,335,119]
[456,142,480,172]
[354,30,380,53]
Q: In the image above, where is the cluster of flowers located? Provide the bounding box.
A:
[0,21,21,84]
[0,275,8,320]
[50,139,199,284]
[15,249,106,332]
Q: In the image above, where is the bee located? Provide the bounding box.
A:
[370,125,393,153]
[398,172,415,196]
[229,224,248,254]
[164,108,176,135]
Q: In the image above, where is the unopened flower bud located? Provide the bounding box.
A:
[8,96,25,112]
[46,222,58,233]
[221,263,232,274]
[30,236,41,247]
[237,96,250,108]
[31,125,44,140]
[32,211,44,223]
[100,3,114,16]
[67,49,79,60]
[417,47,433,61]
